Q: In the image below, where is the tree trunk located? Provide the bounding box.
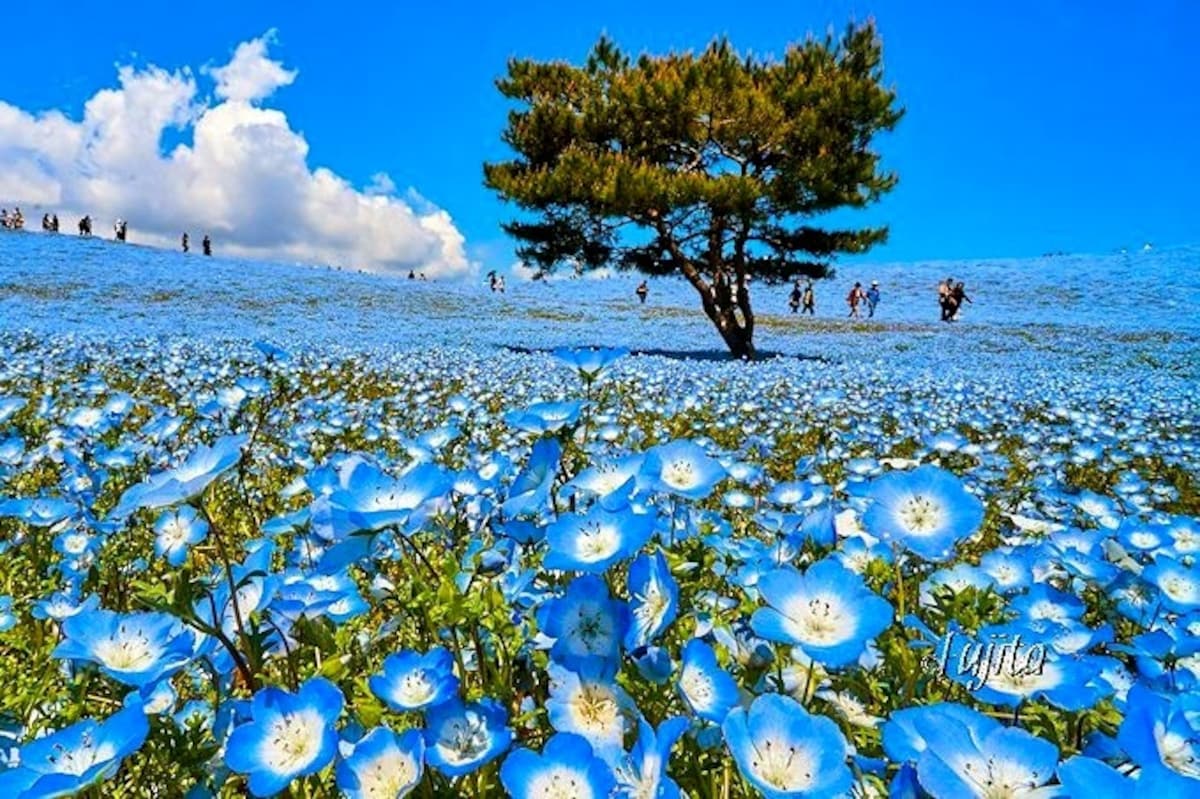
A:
[698,280,756,359]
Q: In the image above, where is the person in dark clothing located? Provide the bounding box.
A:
[801,281,815,315]
[202,235,212,256]
[41,213,51,232]
[950,281,972,320]
[181,232,189,253]
[114,219,127,241]
[408,270,416,280]
[789,281,802,313]
[51,214,59,232]
[78,216,92,236]
[636,280,649,304]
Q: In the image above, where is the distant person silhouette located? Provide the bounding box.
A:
[866,281,881,318]
[636,280,649,304]
[789,280,801,313]
[801,281,815,315]
[847,281,866,319]
[78,216,92,237]
[202,235,212,256]
[181,232,189,253]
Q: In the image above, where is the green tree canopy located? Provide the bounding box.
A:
[484,21,903,357]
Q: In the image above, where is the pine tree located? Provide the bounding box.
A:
[484,21,903,357]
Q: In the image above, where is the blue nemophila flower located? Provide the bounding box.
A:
[0,703,149,797]
[0,496,76,527]
[153,506,208,567]
[568,454,645,501]
[544,504,655,574]
[722,693,852,798]
[553,346,629,382]
[677,639,740,723]
[369,647,459,712]
[500,733,616,799]
[640,440,727,500]
[336,726,424,799]
[225,677,344,797]
[505,400,585,434]
[1143,555,1200,613]
[0,436,23,466]
[0,596,16,632]
[502,437,562,518]
[328,460,451,534]
[546,659,635,764]
[881,702,999,765]
[911,710,1059,798]
[1117,684,1200,789]
[113,433,249,515]
[423,698,512,778]
[537,575,631,667]
[862,465,984,561]
[613,715,688,799]
[751,557,893,668]
[625,550,679,650]
[54,609,195,687]
[1057,756,1135,798]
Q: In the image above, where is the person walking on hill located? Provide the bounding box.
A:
[636,280,649,304]
[181,232,189,253]
[202,235,212,256]
[801,281,815,315]
[51,214,59,232]
[951,281,972,320]
[847,281,866,319]
[866,281,881,318]
[788,280,802,313]
[78,216,92,237]
[938,278,953,321]
[114,219,127,242]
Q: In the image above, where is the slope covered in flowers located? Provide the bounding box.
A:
[0,232,1198,797]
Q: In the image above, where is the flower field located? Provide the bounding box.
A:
[0,235,1198,797]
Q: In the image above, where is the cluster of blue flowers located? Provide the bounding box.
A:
[0,267,1198,797]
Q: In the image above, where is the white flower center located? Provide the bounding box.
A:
[435,714,490,765]
[960,753,1048,798]
[47,734,117,775]
[527,766,597,799]
[897,495,944,535]
[261,710,325,773]
[576,522,620,562]
[661,461,697,491]
[63,533,90,555]
[568,683,621,736]
[785,594,852,646]
[748,738,816,791]
[93,627,160,671]
[397,670,436,706]
[355,749,419,798]
[1161,575,1198,604]
[160,518,190,549]
[565,601,615,657]
[1129,531,1160,549]
[680,667,715,710]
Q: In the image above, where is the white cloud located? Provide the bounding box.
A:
[0,32,472,277]
[205,29,297,103]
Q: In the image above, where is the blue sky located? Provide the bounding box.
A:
[2,0,1197,272]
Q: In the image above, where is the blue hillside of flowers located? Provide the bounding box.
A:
[0,230,1198,797]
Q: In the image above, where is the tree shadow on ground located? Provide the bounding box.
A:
[500,345,829,363]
